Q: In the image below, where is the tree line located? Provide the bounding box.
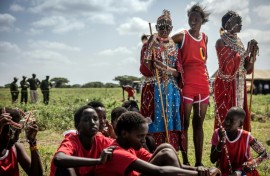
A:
[3,75,142,88]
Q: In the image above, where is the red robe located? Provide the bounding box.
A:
[214,46,251,131]
[0,146,19,176]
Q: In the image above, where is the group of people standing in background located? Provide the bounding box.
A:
[9,73,52,105]
[140,3,266,175]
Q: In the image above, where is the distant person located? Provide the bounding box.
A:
[50,105,114,176]
[0,107,43,176]
[122,85,136,101]
[141,34,149,45]
[210,107,269,176]
[20,76,29,104]
[27,73,40,103]
[95,111,221,176]
[10,77,19,103]
[40,76,52,105]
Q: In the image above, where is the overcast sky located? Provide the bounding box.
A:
[0,0,269,86]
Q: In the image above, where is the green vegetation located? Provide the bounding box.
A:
[0,88,269,176]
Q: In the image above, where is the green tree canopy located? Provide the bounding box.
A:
[82,82,104,88]
[113,75,141,86]
[51,77,69,88]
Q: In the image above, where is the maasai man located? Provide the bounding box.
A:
[140,10,182,151]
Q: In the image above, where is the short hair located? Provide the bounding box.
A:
[122,100,139,112]
[116,111,147,136]
[0,107,21,123]
[141,34,148,41]
[87,100,105,108]
[74,105,95,129]
[226,107,246,121]
[111,107,128,123]
[187,3,210,25]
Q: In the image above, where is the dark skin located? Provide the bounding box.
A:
[144,17,179,78]
[215,15,258,74]
[117,122,219,176]
[0,110,43,176]
[172,11,208,166]
[53,108,114,172]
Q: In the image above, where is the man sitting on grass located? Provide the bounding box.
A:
[50,105,114,176]
[95,111,221,176]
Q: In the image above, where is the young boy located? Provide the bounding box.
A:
[210,107,269,176]
[95,111,220,176]
[50,105,114,176]
[0,107,43,176]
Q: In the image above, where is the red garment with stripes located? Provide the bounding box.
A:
[0,146,19,176]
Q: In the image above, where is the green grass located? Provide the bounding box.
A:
[0,88,269,175]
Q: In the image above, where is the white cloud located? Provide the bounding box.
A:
[28,40,81,51]
[200,0,251,26]
[99,47,132,56]
[0,41,20,53]
[253,5,270,24]
[0,13,16,32]
[87,13,114,24]
[239,29,270,44]
[22,50,71,64]
[32,16,85,33]
[28,28,43,35]
[10,4,25,12]
[117,17,154,35]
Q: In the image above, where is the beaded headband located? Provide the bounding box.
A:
[224,11,241,30]
[156,10,173,31]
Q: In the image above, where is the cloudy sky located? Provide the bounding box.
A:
[0,0,269,86]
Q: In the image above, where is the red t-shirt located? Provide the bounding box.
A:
[123,86,135,97]
[178,30,209,96]
[95,140,152,176]
[211,129,259,176]
[50,132,113,176]
[0,146,19,176]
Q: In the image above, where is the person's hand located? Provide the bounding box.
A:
[99,146,117,164]
[147,35,159,51]
[25,122,38,143]
[153,59,167,71]
[105,120,117,138]
[218,127,226,145]
[0,112,12,134]
[197,166,210,176]
[208,167,221,176]
[242,160,255,172]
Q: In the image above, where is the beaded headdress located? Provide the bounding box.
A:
[156,10,173,31]
[222,11,242,30]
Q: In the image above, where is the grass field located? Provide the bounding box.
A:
[0,88,269,176]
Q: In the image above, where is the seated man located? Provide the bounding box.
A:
[95,111,220,176]
[50,105,114,176]
[0,107,42,176]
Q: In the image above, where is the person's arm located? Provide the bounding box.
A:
[53,146,115,168]
[172,32,184,45]
[16,142,43,176]
[129,158,199,176]
[16,123,43,176]
[153,59,179,78]
[210,128,226,164]
[215,38,225,49]
[0,113,12,134]
[242,138,269,172]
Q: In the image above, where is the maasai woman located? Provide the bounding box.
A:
[172,3,210,166]
[213,11,258,132]
[140,10,182,151]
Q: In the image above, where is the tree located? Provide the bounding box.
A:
[51,77,69,88]
[82,82,104,88]
[113,75,141,86]
[105,82,119,88]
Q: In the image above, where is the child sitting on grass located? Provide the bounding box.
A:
[95,111,220,176]
[50,105,114,176]
[0,107,42,176]
[210,107,269,176]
